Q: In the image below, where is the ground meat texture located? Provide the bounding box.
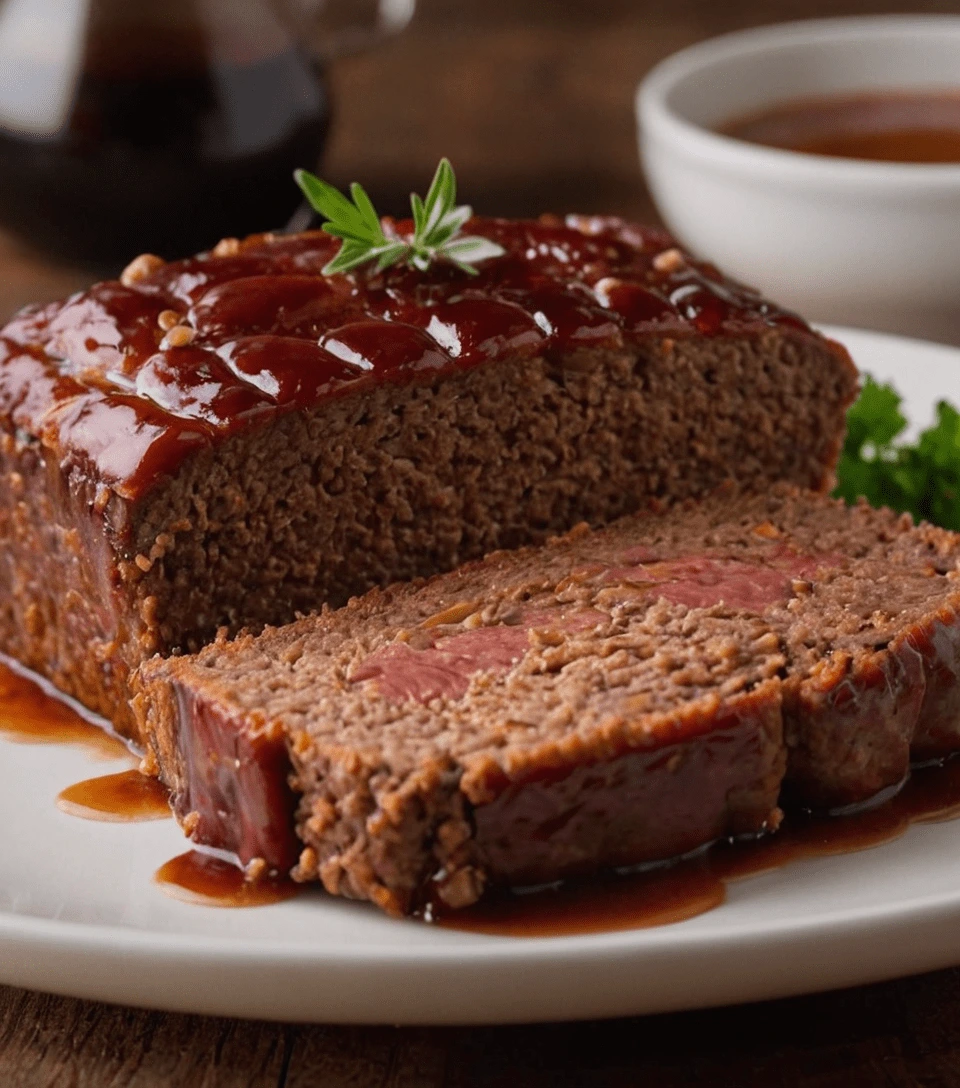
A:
[0,217,856,738]
[133,487,960,914]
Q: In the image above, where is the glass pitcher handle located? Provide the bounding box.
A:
[293,0,416,63]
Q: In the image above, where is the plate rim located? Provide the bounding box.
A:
[3,322,960,1022]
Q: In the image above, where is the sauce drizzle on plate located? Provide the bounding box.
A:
[155,850,299,908]
[57,769,171,822]
[0,660,130,761]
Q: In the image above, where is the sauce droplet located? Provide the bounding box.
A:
[0,661,130,761]
[155,850,300,908]
[57,769,171,822]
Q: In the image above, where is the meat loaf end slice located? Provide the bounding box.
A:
[134,487,960,912]
[139,592,787,913]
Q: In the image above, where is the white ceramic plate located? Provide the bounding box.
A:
[2,325,959,1026]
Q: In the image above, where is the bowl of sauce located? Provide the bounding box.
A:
[637,17,960,344]
[721,90,960,166]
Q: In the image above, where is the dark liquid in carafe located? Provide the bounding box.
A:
[0,34,329,266]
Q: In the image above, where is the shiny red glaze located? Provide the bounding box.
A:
[215,336,359,403]
[320,319,450,376]
[507,287,624,348]
[0,216,812,500]
[134,347,271,425]
[594,280,679,329]
[416,298,546,361]
[189,275,357,338]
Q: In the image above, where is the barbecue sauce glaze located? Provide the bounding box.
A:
[0,659,129,760]
[155,851,298,908]
[0,217,808,503]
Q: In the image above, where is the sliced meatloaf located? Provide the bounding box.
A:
[133,487,960,911]
[0,216,856,739]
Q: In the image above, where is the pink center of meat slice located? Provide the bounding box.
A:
[351,548,843,705]
[604,548,842,612]
[350,608,604,704]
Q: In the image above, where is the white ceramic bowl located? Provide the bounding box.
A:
[637,16,960,344]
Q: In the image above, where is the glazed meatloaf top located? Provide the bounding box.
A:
[0,215,846,503]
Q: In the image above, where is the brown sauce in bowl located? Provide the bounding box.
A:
[721,90,960,163]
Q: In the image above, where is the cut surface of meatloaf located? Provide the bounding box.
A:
[133,487,960,912]
[0,216,856,739]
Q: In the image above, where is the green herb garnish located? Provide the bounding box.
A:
[834,375,960,530]
[294,158,505,277]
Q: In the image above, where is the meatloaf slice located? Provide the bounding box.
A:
[133,487,960,912]
[140,583,789,913]
[0,216,856,739]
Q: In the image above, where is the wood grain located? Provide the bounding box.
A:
[5,969,960,1087]
[4,0,960,1084]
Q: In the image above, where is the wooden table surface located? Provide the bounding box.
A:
[4,0,960,1084]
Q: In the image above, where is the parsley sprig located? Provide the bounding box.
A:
[834,375,960,530]
[294,158,505,277]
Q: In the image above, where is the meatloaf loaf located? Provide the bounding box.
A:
[0,216,856,739]
[133,487,960,910]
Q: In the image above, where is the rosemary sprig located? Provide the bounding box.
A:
[294,158,505,276]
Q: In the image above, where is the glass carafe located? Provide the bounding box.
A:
[0,0,413,265]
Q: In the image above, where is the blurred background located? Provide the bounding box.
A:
[2,0,959,319]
